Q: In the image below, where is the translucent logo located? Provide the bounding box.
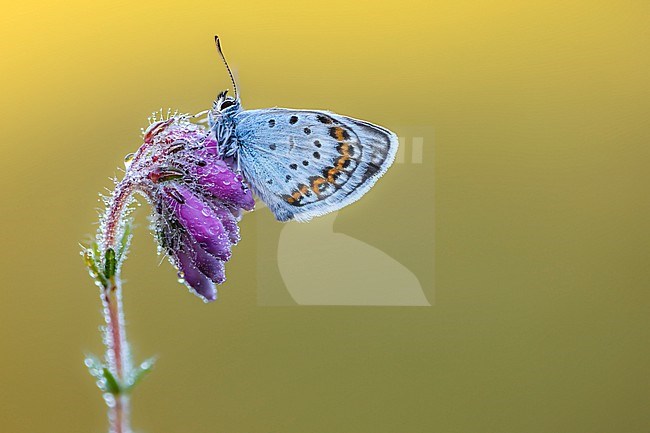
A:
[254,126,434,306]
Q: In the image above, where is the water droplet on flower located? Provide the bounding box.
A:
[124,152,135,168]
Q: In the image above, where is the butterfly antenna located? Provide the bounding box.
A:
[214,35,239,100]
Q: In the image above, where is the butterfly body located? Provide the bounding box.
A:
[207,90,398,222]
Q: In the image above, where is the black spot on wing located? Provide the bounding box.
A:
[289,116,298,124]
[317,114,333,124]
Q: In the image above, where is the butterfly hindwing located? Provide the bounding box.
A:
[233,108,398,221]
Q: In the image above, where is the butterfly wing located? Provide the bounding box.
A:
[233,108,398,222]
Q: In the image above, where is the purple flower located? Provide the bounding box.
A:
[131,115,254,301]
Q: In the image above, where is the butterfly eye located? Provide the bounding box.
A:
[220,99,234,110]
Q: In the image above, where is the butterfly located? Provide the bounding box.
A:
[207,36,398,222]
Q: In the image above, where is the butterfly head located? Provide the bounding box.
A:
[208,90,242,128]
[208,90,241,158]
[212,90,241,116]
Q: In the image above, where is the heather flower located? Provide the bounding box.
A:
[80,109,254,433]
[127,112,254,301]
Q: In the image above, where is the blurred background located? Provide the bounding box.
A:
[1,1,649,432]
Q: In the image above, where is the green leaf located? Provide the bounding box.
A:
[84,355,127,395]
[124,357,156,392]
[81,249,107,288]
[102,368,122,395]
[116,218,133,263]
[84,354,105,380]
[91,241,101,263]
[104,248,116,280]
[85,354,121,394]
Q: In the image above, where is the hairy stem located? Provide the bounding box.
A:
[101,279,130,433]
[102,276,131,433]
[101,178,135,433]
[103,180,135,250]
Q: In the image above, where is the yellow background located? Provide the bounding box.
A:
[1,1,649,432]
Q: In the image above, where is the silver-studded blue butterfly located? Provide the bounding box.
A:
[207,37,398,222]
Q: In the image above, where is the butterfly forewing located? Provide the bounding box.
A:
[233,109,398,221]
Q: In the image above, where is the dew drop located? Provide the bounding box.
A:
[124,152,135,168]
[103,393,116,408]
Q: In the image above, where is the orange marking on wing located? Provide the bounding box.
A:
[333,127,346,142]
[326,167,339,183]
[311,177,328,195]
[336,154,350,170]
[334,141,356,171]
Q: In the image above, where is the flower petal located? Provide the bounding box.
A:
[189,155,255,211]
[176,249,217,302]
[183,235,226,284]
[211,204,241,245]
[163,185,232,261]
